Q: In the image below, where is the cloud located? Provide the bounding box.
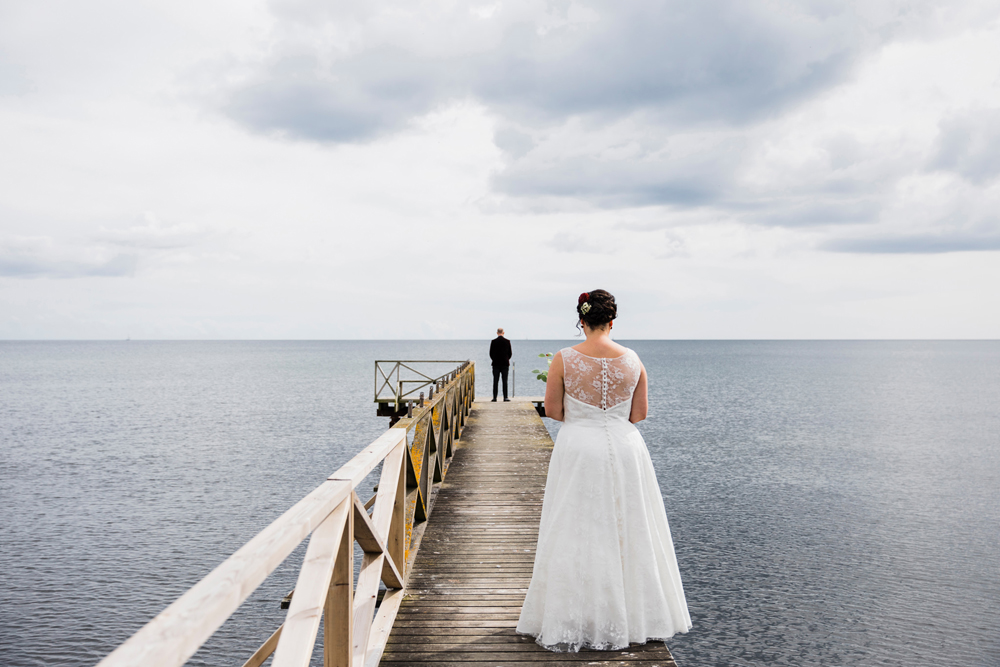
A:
[0,49,32,96]
[743,198,883,227]
[929,109,1000,185]
[545,230,605,254]
[821,202,1000,253]
[224,49,456,142]
[0,236,136,278]
[0,214,210,279]
[92,213,212,250]
[220,0,874,144]
[493,125,536,158]
[474,2,862,124]
[491,118,748,207]
[822,232,1000,253]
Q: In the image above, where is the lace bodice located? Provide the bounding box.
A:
[561,347,641,410]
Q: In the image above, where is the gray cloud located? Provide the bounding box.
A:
[822,214,1000,254]
[473,3,860,124]
[92,215,211,250]
[822,233,1000,254]
[744,198,883,227]
[0,221,200,278]
[929,109,1000,184]
[222,1,869,143]
[0,50,32,96]
[496,154,727,208]
[225,50,455,142]
[545,231,605,254]
[494,130,747,207]
[493,125,537,159]
[0,250,136,278]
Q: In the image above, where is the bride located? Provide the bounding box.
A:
[516,289,692,652]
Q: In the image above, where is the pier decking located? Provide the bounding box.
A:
[383,399,679,667]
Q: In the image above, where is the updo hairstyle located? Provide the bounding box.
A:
[576,289,617,330]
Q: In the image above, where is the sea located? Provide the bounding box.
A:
[1,340,998,667]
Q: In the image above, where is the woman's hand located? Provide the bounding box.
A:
[543,351,565,421]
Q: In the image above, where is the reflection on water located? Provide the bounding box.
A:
[1,340,998,667]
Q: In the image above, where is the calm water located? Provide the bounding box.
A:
[1,341,998,666]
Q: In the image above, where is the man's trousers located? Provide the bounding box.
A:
[492,365,509,400]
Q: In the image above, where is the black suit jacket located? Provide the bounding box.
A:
[490,336,512,368]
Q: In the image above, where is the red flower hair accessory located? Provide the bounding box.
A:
[578,292,590,305]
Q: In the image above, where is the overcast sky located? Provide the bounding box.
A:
[2,0,999,339]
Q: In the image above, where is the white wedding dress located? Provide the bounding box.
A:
[516,347,692,652]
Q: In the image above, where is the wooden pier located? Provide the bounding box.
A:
[384,399,678,667]
[96,362,678,667]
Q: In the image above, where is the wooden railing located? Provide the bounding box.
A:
[374,360,472,424]
[96,360,476,667]
[374,359,471,405]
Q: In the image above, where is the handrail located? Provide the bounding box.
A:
[96,360,476,667]
[374,360,469,405]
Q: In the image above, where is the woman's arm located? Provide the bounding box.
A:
[629,363,648,423]
[543,351,566,421]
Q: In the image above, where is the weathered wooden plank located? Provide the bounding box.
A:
[381,663,674,667]
[403,590,530,596]
[386,633,535,644]
[418,537,536,543]
[372,441,404,540]
[390,619,519,628]
[421,531,536,535]
[394,607,524,615]
[394,599,527,606]
[404,590,529,596]
[353,494,384,555]
[407,569,534,575]
[352,493,404,589]
[381,655,675,665]
[326,500,354,667]
[404,581,532,587]
[411,568,535,573]
[413,553,537,558]
[272,498,351,667]
[363,588,405,667]
[380,441,406,584]
[396,600,528,606]
[386,627,524,636]
[414,554,537,559]
[383,644,674,655]
[354,552,386,667]
[381,662,675,667]
[407,572,533,577]
[406,576,533,582]
[409,565,536,570]
[413,551,537,557]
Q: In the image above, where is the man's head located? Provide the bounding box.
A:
[497,328,505,336]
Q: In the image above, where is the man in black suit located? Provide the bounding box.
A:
[489,328,512,402]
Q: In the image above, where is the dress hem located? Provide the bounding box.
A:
[515,626,692,654]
